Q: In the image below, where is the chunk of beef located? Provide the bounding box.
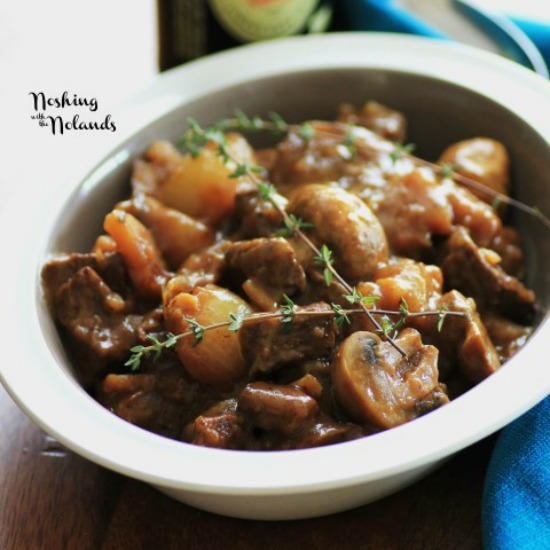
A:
[441,227,535,322]
[270,122,360,186]
[372,169,453,257]
[232,190,285,238]
[482,313,533,363]
[490,226,525,277]
[177,241,232,287]
[99,365,198,437]
[288,419,365,449]
[226,237,306,292]
[238,382,318,435]
[413,290,501,383]
[240,302,337,374]
[55,266,141,365]
[226,237,306,309]
[298,268,350,308]
[42,251,129,304]
[255,148,278,174]
[337,101,407,142]
[331,328,446,429]
[184,399,247,449]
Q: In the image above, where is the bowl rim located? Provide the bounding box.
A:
[1,33,550,495]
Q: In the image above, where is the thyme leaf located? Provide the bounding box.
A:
[314,244,335,286]
[228,306,248,332]
[440,163,459,178]
[390,142,416,164]
[258,182,276,201]
[276,214,314,238]
[331,303,351,327]
[437,306,449,332]
[280,294,297,332]
[185,317,205,346]
[298,122,315,141]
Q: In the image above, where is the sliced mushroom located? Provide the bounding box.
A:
[331,328,445,429]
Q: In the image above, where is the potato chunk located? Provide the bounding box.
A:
[163,283,252,387]
[104,210,167,299]
[118,195,215,269]
[370,259,443,312]
[134,134,256,225]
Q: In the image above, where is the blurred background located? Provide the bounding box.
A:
[1,0,549,207]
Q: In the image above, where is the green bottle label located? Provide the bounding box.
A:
[209,0,319,42]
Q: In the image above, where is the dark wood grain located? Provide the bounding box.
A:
[0,384,491,550]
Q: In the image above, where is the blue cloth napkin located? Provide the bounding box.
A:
[482,396,550,550]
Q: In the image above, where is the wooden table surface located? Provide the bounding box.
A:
[0,383,492,550]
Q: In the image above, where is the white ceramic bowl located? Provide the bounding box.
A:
[1,34,550,520]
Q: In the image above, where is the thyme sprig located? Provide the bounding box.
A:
[126,305,465,370]
[125,332,178,371]
[331,303,351,327]
[200,110,550,230]
[179,115,405,356]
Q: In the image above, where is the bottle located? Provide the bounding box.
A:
[158,0,336,70]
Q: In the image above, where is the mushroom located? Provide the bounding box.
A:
[287,184,388,280]
[331,328,447,429]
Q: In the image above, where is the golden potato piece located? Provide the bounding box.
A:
[118,195,215,269]
[104,210,167,299]
[135,134,256,225]
[164,283,252,387]
[373,259,442,312]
